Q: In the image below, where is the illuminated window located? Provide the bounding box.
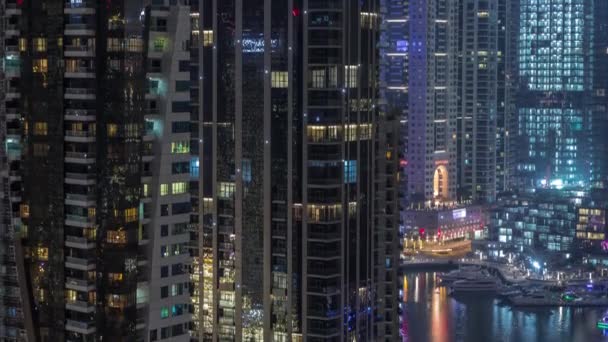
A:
[34,122,48,135]
[33,38,47,52]
[172,182,188,194]
[127,38,143,52]
[143,184,150,197]
[161,307,169,319]
[219,182,235,199]
[360,12,377,29]
[311,69,326,88]
[33,59,48,73]
[153,37,167,52]
[271,71,288,88]
[160,184,169,196]
[107,230,127,244]
[66,289,77,302]
[344,160,357,183]
[107,124,118,137]
[124,208,137,222]
[20,204,29,218]
[345,124,357,141]
[108,272,123,284]
[107,294,127,308]
[107,38,122,51]
[203,30,214,47]
[345,65,358,88]
[19,38,27,52]
[35,247,48,261]
[171,141,190,154]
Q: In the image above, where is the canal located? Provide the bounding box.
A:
[402,271,608,342]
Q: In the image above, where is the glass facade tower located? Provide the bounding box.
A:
[517,0,594,189]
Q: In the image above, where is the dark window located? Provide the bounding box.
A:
[161,327,169,339]
[172,263,183,275]
[150,329,157,341]
[172,121,190,133]
[161,204,169,216]
[172,202,191,215]
[161,266,168,278]
[172,101,190,113]
[161,286,168,298]
[161,224,168,237]
[172,162,189,174]
[175,80,190,92]
[178,60,189,72]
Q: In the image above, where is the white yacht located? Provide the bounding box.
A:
[438,265,483,284]
[448,276,498,294]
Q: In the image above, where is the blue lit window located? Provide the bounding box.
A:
[190,158,199,177]
[242,159,252,182]
[344,160,357,184]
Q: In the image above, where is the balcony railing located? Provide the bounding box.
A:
[65,152,96,159]
[65,130,96,138]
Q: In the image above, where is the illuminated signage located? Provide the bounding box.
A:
[452,208,466,220]
[242,38,279,53]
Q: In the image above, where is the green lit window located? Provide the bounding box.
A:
[160,184,169,196]
[172,182,188,194]
[160,307,169,319]
[171,141,190,154]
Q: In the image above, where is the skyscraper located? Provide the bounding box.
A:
[517,0,594,189]
[194,0,398,340]
[0,0,194,340]
[458,0,499,203]
[407,0,459,204]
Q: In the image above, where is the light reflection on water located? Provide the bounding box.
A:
[402,272,608,342]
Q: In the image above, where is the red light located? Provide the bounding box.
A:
[17,0,23,5]
[437,228,441,237]
[292,8,300,16]
[400,159,408,167]
[419,228,425,236]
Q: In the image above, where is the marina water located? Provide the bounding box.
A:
[402,272,608,342]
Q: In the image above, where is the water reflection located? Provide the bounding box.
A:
[402,272,608,342]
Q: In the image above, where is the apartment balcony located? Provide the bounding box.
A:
[5,3,21,16]
[150,5,170,17]
[65,172,96,186]
[64,0,96,14]
[9,170,21,182]
[65,68,95,79]
[66,299,95,313]
[64,23,95,36]
[66,276,96,292]
[65,87,96,100]
[65,319,96,335]
[6,128,20,139]
[65,194,96,207]
[64,45,95,57]
[6,87,20,100]
[65,151,96,164]
[65,235,95,250]
[5,24,19,37]
[65,109,96,121]
[65,256,96,271]
[6,108,20,121]
[65,130,96,143]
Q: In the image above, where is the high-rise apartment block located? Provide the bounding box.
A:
[517,0,594,189]
[193,0,398,340]
[0,0,399,341]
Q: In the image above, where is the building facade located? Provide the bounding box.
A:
[0,0,195,341]
[194,0,399,341]
[457,0,499,203]
[406,0,459,204]
[517,0,595,189]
